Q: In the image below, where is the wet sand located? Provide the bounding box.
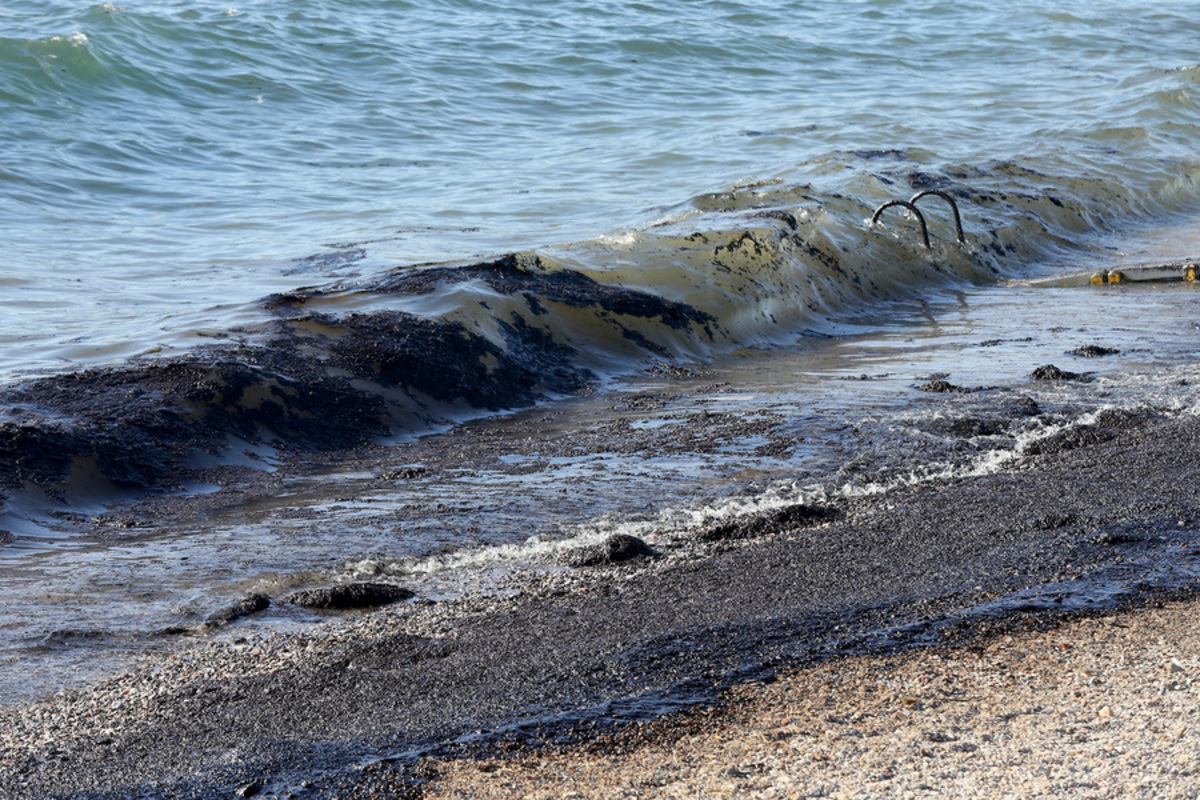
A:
[3,394,1200,799]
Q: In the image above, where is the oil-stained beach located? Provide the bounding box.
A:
[5,324,1200,798]
[6,4,1200,797]
[430,595,1200,799]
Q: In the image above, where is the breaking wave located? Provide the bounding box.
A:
[2,148,1200,518]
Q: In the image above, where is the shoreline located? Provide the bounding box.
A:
[4,400,1200,798]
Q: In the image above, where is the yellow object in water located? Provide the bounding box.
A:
[1017,259,1200,288]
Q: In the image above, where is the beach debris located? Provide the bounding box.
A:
[563,534,656,567]
[1021,260,1200,287]
[695,503,837,542]
[284,582,414,610]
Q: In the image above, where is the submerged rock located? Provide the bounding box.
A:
[234,780,265,798]
[1031,364,1088,381]
[1093,408,1148,430]
[696,503,837,542]
[1068,344,1120,358]
[1022,424,1114,456]
[1001,395,1042,418]
[204,593,271,628]
[1089,529,1143,547]
[379,465,428,481]
[563,534,656,567]
[918,379,969,394]
[284,582,414,610]
[931,416,1008,438]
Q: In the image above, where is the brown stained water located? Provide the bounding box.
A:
[4,2,1200,385]
[4,218,1200,704]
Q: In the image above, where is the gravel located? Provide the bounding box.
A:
[5,404,1200,798]
[430,598,1200,799]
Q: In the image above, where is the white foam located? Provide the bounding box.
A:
[604,389,1196,578]
[46,32,88,47]
[339,480,837,585]
[646,209,701,229]
[583,229,644,250]
[325,357,1200,593]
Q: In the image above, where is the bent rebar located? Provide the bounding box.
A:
[870,200,931,250]
[909,189,966,245]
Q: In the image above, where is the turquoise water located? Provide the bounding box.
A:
[4,1,1200,704]
[3,1,1200,378]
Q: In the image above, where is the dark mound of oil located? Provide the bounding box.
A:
[1,259,716,502]
[695,503,839,542]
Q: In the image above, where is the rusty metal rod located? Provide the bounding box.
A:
[909,189,965,245]
[870,200,931,250]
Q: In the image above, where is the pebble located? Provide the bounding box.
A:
[5,556,1200,800]
[424,598,1200,799]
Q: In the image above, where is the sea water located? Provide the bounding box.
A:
[3,0,1199,379]
[3,1,1200,702]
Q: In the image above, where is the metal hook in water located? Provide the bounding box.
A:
[909,189,965,245]
[870,200,931,250]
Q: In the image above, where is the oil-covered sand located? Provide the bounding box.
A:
[431,594,1200,799]
[4,366,1200,799]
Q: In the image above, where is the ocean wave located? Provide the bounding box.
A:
[2,150,1200,521]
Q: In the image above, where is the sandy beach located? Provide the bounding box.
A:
[429,596,1200,799]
